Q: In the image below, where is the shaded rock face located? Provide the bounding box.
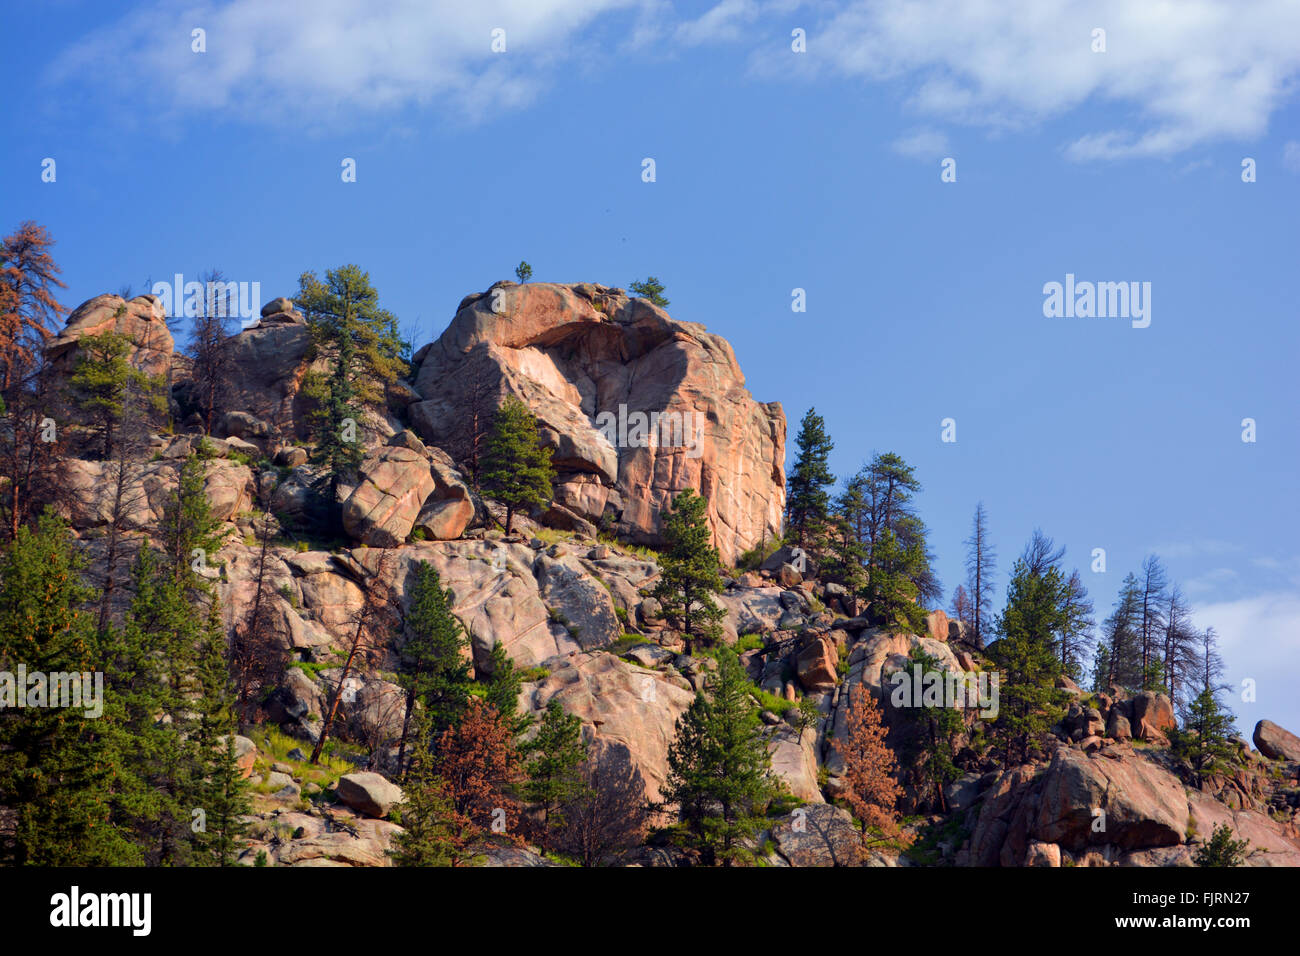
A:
[409,282,785,565]
[221,319,312,438]
[48,294,174,379]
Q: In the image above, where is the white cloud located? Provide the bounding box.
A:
[1285,140,1300,173]
[891,127,950,161]
[1195,591,1300,741]
[676,0,760,46]
[804,0,1300,160]
[46,0,650,126]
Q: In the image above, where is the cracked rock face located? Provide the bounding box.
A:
[409,282,785,565]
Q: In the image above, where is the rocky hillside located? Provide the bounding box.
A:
[33,283,1300,868]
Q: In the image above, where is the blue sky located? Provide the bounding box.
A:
[3,0,1298,734]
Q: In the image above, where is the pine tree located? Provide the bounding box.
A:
[1162,586,1200,714]
[860,453,941,607]
[1194,824,1250,867]
[652,488,726,655]
[662,648,773,866]
[894,648,963,812]
[1172,630,1237,790]
[822,477,868,599]
[66,331,165,460]
[1136,555,1168,686]
[862,528,927,633]
[990,557,1069,766]
[396,561,471,774]
[1056,569,1094,680]
[117,545,206,865]
[1100,572,1144,690]
[297,265,405,503]
[514,262,533,283]
[629,277,668,307]
[0,512,141,865]
[834,685,905,851]
[480,395,555,535]
[524,699,587,837]
[948,584,972,629]
[963,502,996,649]
[481,640,533,737]
[160,453,228,592]
[390,709,476,867]
[784,408,835,549]
[189,614,250,866]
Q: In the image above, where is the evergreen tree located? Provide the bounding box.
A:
[1136,554,1168,685]
[860,452,942,607]
[514,262,533,283]
[396,561,472,774]
[861,528,927,633]
[297,265,405,502]
[1056,569,1095,680]
[1171,690,1238,789]
[990,557,1069,766]
[1100,572,1144,690]
[160,453,228,592]
[784,408,835,549]
[0,512,141,865]
[894,648,963,812]
[822,476,869,599]
[390,709,476,867]
[480,395,555,535]
[1194,824,1250,867]
[66,330,165,460]
[117,546,205,865]
[524,699,588,837]
[481,640,533,737]
[652,488,726,655]
[629,277,668,307]
[189,615,250,866]
[662,648,773,866]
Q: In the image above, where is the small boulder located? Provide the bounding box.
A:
[336,772,405,819]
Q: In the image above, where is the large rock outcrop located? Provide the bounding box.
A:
[47,294,174,378]
[408,282,785,565]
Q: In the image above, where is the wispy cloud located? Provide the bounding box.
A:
[1284,140,1300,173]
[1196,590,1300,739]
[891,127,950,161]
[46,0,652,127]
[800,0,1300,161]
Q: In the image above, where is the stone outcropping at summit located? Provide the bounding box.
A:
[407,282,785,565]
